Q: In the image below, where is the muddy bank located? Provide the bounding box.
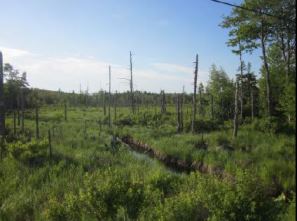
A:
[119,135,233,180]
[118,135,285,199]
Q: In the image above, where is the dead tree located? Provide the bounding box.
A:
[238,42,244,122]
[114,91,117,123]
[251,88,254,121]
[191,54,198,133]
[233,80,239,138]
[35,105,39,139]
[181,86,185,130]
[103,91,106,116]
[130,51,135,114]
[176,94,183,133]
[108,66,112,127]
[21,89,24,133]
[160,90,166,114]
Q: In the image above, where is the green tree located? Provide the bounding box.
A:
[206,65,234,121]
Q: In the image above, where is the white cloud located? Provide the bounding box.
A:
[0,47,34,59]
[0,46,210,93]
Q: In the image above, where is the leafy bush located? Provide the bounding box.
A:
[215,134,233,151]
[117,116,135,126]
[7,139,48,165]
[251,117,295,134]
[186,119,220,133]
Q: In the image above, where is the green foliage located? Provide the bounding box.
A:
[186,119,220,133]
[207,65,234,121]
[7,139,48,164]
[251,117,295,134]
[0,104,294,220]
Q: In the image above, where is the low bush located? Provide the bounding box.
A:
[7,139,48,165]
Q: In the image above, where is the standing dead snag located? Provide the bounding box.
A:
[181,86,185,130]
[191,54,198,133]
[260,18,272,117]
[114,91,117,123]
[233,80,239,138]
[130,51,135,114]
[176,94,183,133]
[238,42,244,123]
[198,83,204,116]
[160,90,166,114]
[20,73,26,133]
[103,91,106,116]
[251,87,254,121]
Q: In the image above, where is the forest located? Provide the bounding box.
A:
[0,0,296,220]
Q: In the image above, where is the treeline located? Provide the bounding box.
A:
[0,0,295,132]
[1,58,295,128]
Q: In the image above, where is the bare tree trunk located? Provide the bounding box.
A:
[233,80,239,138]
[261,19,272,117]
[0,51,5,137]
[280,33,289,82]
[114,91,117,123]
[239,45,244,122]
[176,94,182,133]
[251,88,254,121]
[103,91,106,116]
[191,54,198,133]
[21,88,25,133]
[130,51,135,114]
[160,90,166,114]
[181,86,185,130]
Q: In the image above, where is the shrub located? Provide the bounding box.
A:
[186,119,220,133]
[117,116,134,126]
[251,117,295,134]
[7,139,48,165]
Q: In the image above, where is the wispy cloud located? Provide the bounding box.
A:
[1,47,35,59]
[0,46,209,93]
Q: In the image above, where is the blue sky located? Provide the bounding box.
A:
[0,0,261,93]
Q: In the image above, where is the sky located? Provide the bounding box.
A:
[0,0,262,93]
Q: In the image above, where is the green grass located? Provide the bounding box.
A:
[0,105,295,220]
